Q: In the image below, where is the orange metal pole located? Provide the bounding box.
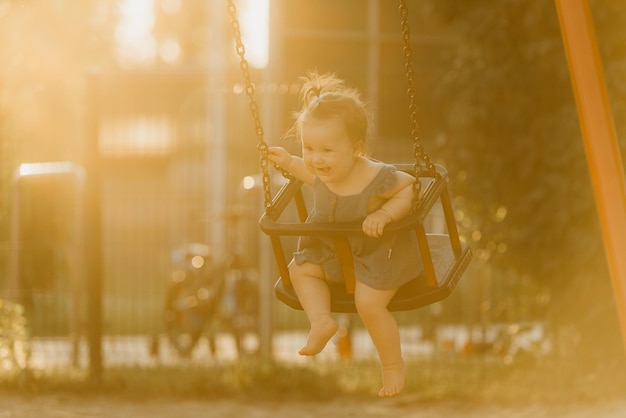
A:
[555,0,626,353]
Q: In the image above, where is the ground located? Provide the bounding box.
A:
[2,394,626,418]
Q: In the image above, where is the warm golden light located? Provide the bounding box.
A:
[98,116,175,157]
[191,255,205,269]
[237,0,269,68]
[159,38,181,63]
[494,206,508,222]
[160,0,181,14]
[115,0,156,66]
[242,175,256,190]
[18,162,78,177]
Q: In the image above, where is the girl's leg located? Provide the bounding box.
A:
[289,261,338,356]
[354,281,405,397]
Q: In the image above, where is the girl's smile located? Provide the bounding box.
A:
[301,116,361,188]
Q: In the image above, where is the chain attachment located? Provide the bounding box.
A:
[227,0,274,210]
[398,0,439,212]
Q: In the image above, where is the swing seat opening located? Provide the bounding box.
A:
[260,164,472,313]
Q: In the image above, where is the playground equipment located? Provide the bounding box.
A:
[228,0,472,313]
[555,0,626,352]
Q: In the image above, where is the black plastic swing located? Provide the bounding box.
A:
[228,0,472,313]
[260,164,472,313]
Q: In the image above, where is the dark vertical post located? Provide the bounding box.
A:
[84,70,103,378]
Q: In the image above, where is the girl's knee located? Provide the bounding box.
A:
[355,294,386,319]
[355,284,397,321]
[289,260,324,280]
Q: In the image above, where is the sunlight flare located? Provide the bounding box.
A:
[115,0,156,66]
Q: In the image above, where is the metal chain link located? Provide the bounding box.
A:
[227,0,273,209]
[399,0,439,212]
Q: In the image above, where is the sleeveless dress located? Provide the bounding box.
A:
[293,164,423,290]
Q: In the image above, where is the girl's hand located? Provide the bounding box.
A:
[362,209,393,238]
[267,147,293,169]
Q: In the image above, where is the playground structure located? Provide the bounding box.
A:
[555,0,626,351]
[228,0,473,315]
[232,0,626,350]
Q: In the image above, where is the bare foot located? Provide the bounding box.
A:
[298,315,338,356]
[378,361,406,398]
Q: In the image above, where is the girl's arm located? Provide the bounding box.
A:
[362,171,416,238]
[267,147,315,186]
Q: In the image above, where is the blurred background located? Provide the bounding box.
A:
[0,0,625,383]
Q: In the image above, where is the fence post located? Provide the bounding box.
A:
[85,70,104,378]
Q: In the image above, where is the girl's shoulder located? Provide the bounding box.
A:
[365,160,414,197]
[358,160,397,194]
[361,158,392,175]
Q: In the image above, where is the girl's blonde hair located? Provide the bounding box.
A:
[287,72,371,152]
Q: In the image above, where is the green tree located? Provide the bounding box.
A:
[432,0,626,359]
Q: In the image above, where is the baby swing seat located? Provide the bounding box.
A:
[261,164,472,313]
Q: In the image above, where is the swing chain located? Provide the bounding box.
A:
[229,0,434,212]
[227,0,273,210]
[398,0,439,212]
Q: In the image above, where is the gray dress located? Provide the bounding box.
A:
[293,164,423,290]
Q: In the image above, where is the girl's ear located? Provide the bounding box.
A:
[353,140,364,157]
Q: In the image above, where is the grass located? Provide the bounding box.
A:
[2,353,625,404]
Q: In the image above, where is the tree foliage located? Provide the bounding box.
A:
[431,0,625,290]
[424,0,626,358]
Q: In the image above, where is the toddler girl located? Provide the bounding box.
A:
[268,72,423,397]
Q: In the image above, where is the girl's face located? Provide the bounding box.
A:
[301,116,361,186]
